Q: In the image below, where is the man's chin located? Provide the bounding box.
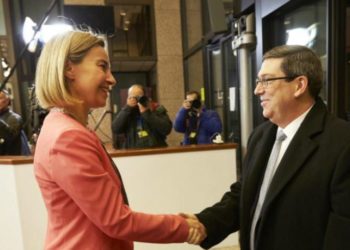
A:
[262,110,271,120]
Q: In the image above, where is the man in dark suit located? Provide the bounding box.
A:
[183,45,350,250]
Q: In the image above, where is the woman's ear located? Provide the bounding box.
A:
[294,75,308,98]
[64,61,75,80]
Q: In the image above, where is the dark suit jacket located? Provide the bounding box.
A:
[0,108,23,155]
[197,98,350,250]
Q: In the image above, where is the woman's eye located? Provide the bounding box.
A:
[99,64,107,71]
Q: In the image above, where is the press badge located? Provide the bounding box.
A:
[189,132,197,138]
[138,130,149,138]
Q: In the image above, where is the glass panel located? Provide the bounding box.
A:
[222,38,240,143]
[266,0,327,100]
[110,5,153,57]
[222,0,235,13]
[186,49,204,93]
[209,47,224,128]
[184,0,202,49]
[0,0,6,35]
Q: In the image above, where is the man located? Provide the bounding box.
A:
[183,45,350,250]
[173,91,222,145]
[112,84,172,149]
[0,90,28,155]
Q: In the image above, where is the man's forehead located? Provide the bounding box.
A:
[186,94,197,100]
[129,87,143,95]
[258,58,283,76]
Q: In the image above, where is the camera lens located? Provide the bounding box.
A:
[137,96,148,106]
[191,99,201,109]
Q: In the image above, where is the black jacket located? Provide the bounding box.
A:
[197,98,350,250]
[0,108,23,155]
[112,105,172,149]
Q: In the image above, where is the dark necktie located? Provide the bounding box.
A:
[101,143,129,205]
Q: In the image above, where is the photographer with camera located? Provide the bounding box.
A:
[112,84,172,149]
[0,90,30,155]
[174,90,222,145]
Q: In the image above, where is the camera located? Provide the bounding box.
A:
[190,99,201,109]
[188,99,201,117]
[136,95,149,107]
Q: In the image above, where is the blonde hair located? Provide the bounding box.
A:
[35,30,105,109]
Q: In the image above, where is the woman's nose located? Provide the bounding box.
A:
[106,71,117,86]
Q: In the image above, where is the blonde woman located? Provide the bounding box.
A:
[34,30,206,249]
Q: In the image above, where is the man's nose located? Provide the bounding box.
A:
[254,83,264,96]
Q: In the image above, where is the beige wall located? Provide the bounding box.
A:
[154,0,184,146]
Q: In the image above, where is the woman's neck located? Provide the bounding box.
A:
[56,106,88,127]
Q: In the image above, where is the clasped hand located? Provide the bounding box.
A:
[180,213,207,245]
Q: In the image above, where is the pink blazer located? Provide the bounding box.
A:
[34,111,188,249]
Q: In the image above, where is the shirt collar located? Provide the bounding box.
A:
[278,105,313,139]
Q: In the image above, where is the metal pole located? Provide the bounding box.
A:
[232,13,256,157]
[238,48,253,156]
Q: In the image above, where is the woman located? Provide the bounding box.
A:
[34,30,205,249]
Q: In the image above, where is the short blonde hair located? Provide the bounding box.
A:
[35,30,105,109]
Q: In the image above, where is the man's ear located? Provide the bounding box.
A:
[64,61,75,80]
[294,75,308,98]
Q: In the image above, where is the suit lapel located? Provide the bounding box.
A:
[260,98,326,217]
[261,136,318,215]
[241,123,277,226]
[239,123,277,248]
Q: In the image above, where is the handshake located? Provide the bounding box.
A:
[181,213,207,245]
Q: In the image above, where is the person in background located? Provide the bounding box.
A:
[34,30,206,249]
[181,45,350,250]
[173,90,222,145]
[0,90,30,155]
[112,84,172,149]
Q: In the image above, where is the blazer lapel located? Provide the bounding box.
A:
[260,98,326,217]
[242,124,277,218]
[261,136,318,214]
[239,123,277,248]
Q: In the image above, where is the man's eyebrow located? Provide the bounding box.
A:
[257,74,274,78]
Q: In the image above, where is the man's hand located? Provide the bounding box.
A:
[181,213,207,245]
[137,102,149,113]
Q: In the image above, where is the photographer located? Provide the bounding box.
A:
[0,90,30,155]
[112,84,172,149]
[174,90,222,145]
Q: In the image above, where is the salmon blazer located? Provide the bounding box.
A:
[34,111,188,250]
